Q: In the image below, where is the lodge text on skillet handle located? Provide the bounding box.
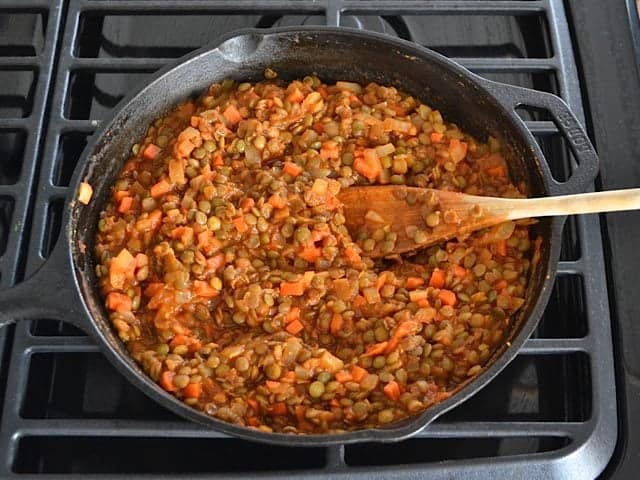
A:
[480,80,600,196]
[0,242,87,331]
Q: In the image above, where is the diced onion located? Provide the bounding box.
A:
[78,182,93,205]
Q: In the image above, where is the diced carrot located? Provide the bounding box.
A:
[383,381,401,401]
[406,276,425,289]
[416,298,430,308]
[271,402,287,416]
[247,417,260,427]
[280,281,306,296]
[283,161,303,177]
[495,239,508,256]
[142,143,161,160]
[286,307,300,323]
[287,88,305,103]
[449,138,468,163]
[168,158,186,185]
[106,292,132,313]
[232,216,248,233]
[150,179,172,198]
[206,253,225,272]
[241,197,255,212]
[176,139,195,158]
[430,132,444,143]
[393,320,420,340]
[429,268,446,288]
[452,265,467,279]
[265,380,281,391]
[363,341,389,357]
[204,152,220,167]
[247,398,259,412]
[160,371,176,392]
[182,382,202,399]
[345,247,362,264]
[352,295,366,309]
[494,280,508,292]
[335,371,353,383]
[486,165,506,177]
[193,280,220,298]
[351,365,368,383]
[295,405,307,422]
[169,334,189,348]
[117,196,133,214]
[222,104,243,126]
[319,140,340,161]
[114,190,129,202]
[353,148,381,181]
[268,194,286,209]
[299,246,322,263]
[330,313,343,336]
[439,289,457,306]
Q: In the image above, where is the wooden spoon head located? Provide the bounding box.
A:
[337,186,507,258]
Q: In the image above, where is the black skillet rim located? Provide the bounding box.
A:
[62,26,566,446]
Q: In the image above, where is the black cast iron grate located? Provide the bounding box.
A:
[0,0,617,478]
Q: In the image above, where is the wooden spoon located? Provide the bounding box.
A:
[338,186,640,258]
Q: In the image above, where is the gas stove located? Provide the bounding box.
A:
[0,0,637,478]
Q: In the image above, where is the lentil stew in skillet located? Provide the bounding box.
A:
[94,71,537,434]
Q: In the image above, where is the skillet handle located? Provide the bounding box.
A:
[0,242,89,332]
[480,80,600,196]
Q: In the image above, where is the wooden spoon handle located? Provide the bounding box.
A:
[502,188,640,220]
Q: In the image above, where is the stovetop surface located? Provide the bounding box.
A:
[1,0,637,478]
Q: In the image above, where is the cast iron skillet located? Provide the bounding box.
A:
[0,27,598,446]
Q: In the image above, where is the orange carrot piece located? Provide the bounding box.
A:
[287,88,305,103]
[150,179,172,198]
[106,292,132,313]
[283,161,303,177]
[319,140,340,161]
[344,247,362,264]
[363,341,389,357]
[117,196,133,214]
[330,313,343,336]
[406,276,425,289]
[268,194,286,209]
[439,289,457,306]
[280,281,306,296]
[109,248,136,289]
[247,417,260,427]
[241,197,255,212]
[286,306,300,323]
[206,253,225,272]
[353,148,381,181]
[351,365,368,383]
[298,246,322,263]
[429,268,446,288]
[486,165,506,177]
[265,380,281,391]
[142,143,161,160]
[182,383,202,398]
[232,216,248,233]
[495,240,508,256]
[193,280,220,298]
[430,132,444,143]
[271,402,288,416]
[222,104,243,126]
[383,381,401,401]
[160,371,176,392]
[452,264,467,279]
[335,371,353,383]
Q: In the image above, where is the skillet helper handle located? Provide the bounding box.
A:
[0,244,85,330]
[481,81,600,196]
